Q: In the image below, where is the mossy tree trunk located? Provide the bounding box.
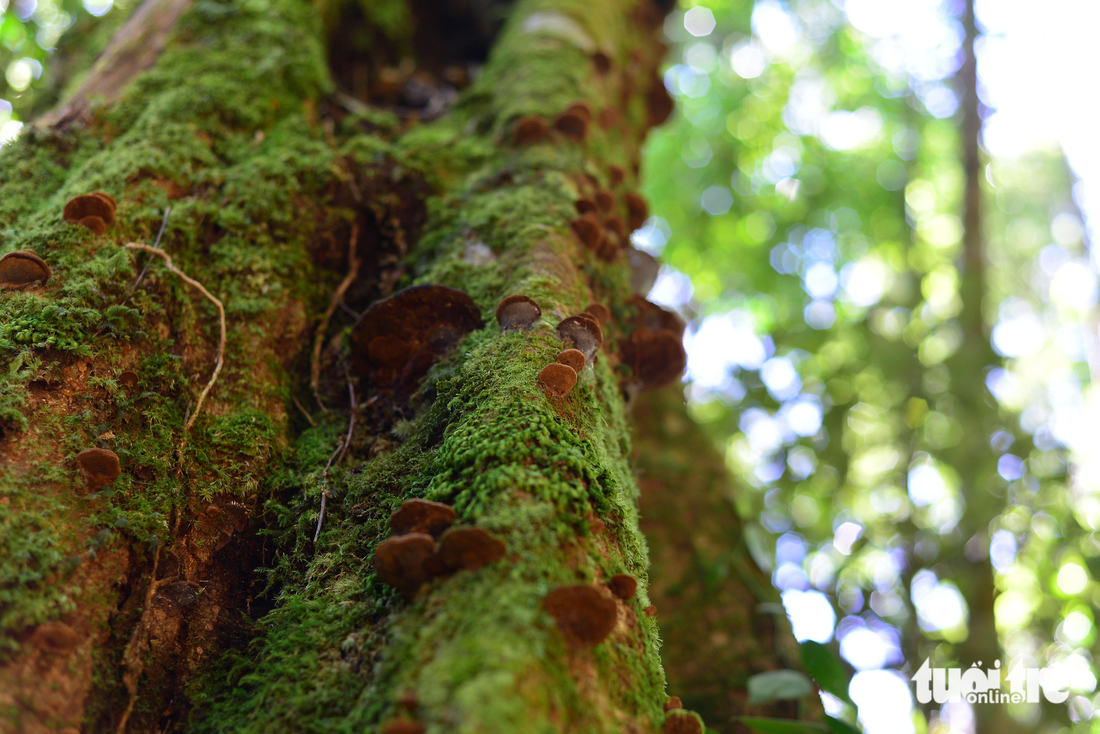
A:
[0,1,804,732]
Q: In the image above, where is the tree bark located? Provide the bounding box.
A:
[0,0,772,732]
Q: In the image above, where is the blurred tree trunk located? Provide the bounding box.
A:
[0,0,809,732]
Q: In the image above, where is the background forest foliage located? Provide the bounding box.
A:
[3,0,1100,732]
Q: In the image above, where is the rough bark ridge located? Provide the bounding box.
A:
[0,0,709,731]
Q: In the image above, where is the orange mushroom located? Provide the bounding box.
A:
[76,448,120,492]
[390,499,456,538]
[0,250,51,288]
[512,116,549,145]
[542,585,618,647]
[538,363,578,397]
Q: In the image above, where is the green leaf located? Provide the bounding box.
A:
[735,717,830,734]
[824,715,861,734]
[800,640,853,703]
[747,669,814,704]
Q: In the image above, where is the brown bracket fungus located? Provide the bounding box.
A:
[592,51,612,75]
[556,349,586,373]
[608,164,627,187]
[0,250,52,288]
[32,621,80,654]
[569,214,603,251]
[646,72,675,129]
[624,191,649,231]
[512,115,549,145]
[350,283,483,391]
[76,448,121,492]
[595,190,616,213]
[538,362,578,398]
[620,330,686,391]
[437,525,506,572]
[63,192,117,232]
[644,604,657,617]
[662,711,704,734]
[390,498,456,538]
[553,102,591,142]
[582,302,611,325]
[664,696,683,712]
[629,248,660,296]
[630,297,687,337]
[495,294,542,330]
[381,719,426,734]
[542,585,618,648]
[119,370,139,388]
[574,197,598,216]
[608,573,637,600]
[373,533,437,598]
[556,315,603,363]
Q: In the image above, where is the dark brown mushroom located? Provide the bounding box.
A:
[556,348,586,373]
[0,250,51,288]
[574,197,599,216]
[542,585,618,648]
[76,448,120,491]
[64,193,115,227]
[350,284,483,391]
[646,71,675,128]
[374,533,437,597]
[381,720,426,734]
[629,297,687,337]
[644,605,657,618]
[118,370,139,388]
[570,214,603,250]
[563,101,592,124]
[398,689,419,712]
[663,712,704,734]
[205,504,221,517]
[539,362,578,397]
[512,116,549,145]
[557,315,603,362]
[553,104,590,142]
[495,294,542,330]
[624,191,649,231]
[608,573,637,600]
[603,215,627,242]
[583,303,611,325]
[620,330,686,391]
[664,696,683,712]
[78,216,108,235]
[595,190,616,213]
[592,51,612,74]
[629,249,660,296]
[608,165,627,187]
[390,499,456,538]
[437,525,506,571]
[33,621,80,653]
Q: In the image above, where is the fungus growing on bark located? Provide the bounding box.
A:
[542,585,618,648]
[629,249,660,296]
[556,348,586,373]
[569,214,602,250]
[621,329,686,391]
[512,116,549,145]
[603,215,626,241]
[63,192,116,231]
[592,51,612,74]
[662,712,704,734]
[553,102,591,141]
[595,190,616,213]
[574,197,598,216]
[118,370,139,388]
[557,315,603,362]
[539,362,578,397]
[495,294,541,330]
[437,526,506,571]
[608,164,626,187]
[646,71,675,128]
[205,504,221,517]
[0,250,51,288]
[624,191,649,231]
[644,605,657,618]
[630,296,687,337]
[373,533,436,597]
[664,696,683,712]
[78,216,108,235]
[390,498,456,538]
[32,621,80,653]
[608,573,637,600]
[350,284,483,390]
[76,448,120,491]
[583,302,611,325]
[381,720,425,734]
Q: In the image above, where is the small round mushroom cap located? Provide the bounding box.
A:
[556,315,603,362]
[570,215,602,250]
[76,448,120,491]
[495,294,542,330]
[664,696,683,712]
[390,499,456,538]
[630,297,687,337]
[512,116,549,145]
[539,362,578,398]
[437,525,506,571]
[556,349,586,373]
[0,250,51,287]
[629,249,660,296]
[624,191,649,231]
[78,216,108,235]
[583,303,611,325]
[644,604,657,618]
[574,197,598,216]
[553,108,589,142]
[608,573,637,600]
[91,190,118,210]
[608,165,626,187]
[374,533,436,597]
[381,720,426,734]
[64,193,116,226]
[542,585,618,647]
[662,711,704,734]
[119,370,139,388]
[33,621,80,653]
[592,51,612,74]
[563,101,592,124]
[595,190,616,213]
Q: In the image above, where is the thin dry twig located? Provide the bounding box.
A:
[311,221,360,412]
[314,375,357,544]
[116,546,161,734]
[124,242,225,433]
[121,207,171,306]
[292,396,317,427]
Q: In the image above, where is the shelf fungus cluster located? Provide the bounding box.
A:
[541,584,619,648]
[0,250,51,289]
[510,100,592,146]
[63,191,117,235]
[537,310,606,399]
[619,298,687,392]
[571,186,649,263]
[373,499,506,598]
[350,284,482,392]
[76,448,121,492]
